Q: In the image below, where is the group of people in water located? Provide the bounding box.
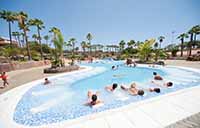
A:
[83,71,173,107]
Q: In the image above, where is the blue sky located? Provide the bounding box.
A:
[0,0,200,47]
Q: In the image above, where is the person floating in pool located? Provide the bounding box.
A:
[105,83,118,92]
[151,80,173,88]
[111,65,118,70]
[153,72,163,80]
[0,72,9,88]
[44,78,51,85]
[84,90,103,107]
[121,83,145,96]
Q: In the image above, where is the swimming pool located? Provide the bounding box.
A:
[13,61,200,126]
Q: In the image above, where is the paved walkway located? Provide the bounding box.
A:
[164,60,200,69]
[0,66,53,94]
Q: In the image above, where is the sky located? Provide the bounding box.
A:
[0,0,200,47]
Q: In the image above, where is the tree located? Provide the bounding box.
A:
[158,36,165,49]
[17,11,32,60]
[20,32,25,47]
[138,39,155,62]
[28,18,45,60]
[192,25,200,47]
[165,44,179,57]
[0,10,17,47]
[188,27,196,56]
[49,27,60,44]
[12,31,21,47]
[153,42,159,61]
[52,29,65,67]
[86,33,92,54]
[68,38,76,56]
[44,35,50,46]
[177,33,188,57]
[81,41,87,55]
[119,40,126,52]
[127,40,135,48]
[32,34,39,42]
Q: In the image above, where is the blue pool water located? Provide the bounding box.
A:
[13,61,200,126]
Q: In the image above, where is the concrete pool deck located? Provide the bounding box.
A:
[0,64,200,128]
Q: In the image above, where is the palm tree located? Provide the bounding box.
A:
[32,34,38,42]
[28,18,45,60]
[68,38,76,56]
[192,25,200,47]
[17,11,31,60]
[86,33,92,54]
[12,31,22,47]
[0,10,17,47]
[138,39,155,62]
[49,27,60,51]
[135,41,142,48]
[177,33,188,57]
[49,27,60,43]
[44,35,50,46]
[153,42,159,62]
[81,41,87,55]
[127,40,135,48]
[158,36,165,49]
[52,30,65,66]
[188,27,196,56]
[12,32,18,41]
[20,32,25,47]
[86,42,91,52]
[119,40,126,52]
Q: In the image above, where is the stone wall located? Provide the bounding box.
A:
[0,60,50,72]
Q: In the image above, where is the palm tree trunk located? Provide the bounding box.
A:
[8,21,13,48]
[17,35,21,48]
[21,34,25,47]
[189,33,193,56]
[89,40,92,56]
[159,42,161,49]
[37,27,43,60]
[24,29,32,60]
[83,48,85,55]
[180,38,184,57]
[194,34,197,48]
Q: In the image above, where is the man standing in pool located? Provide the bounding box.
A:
[84,91,103,107]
